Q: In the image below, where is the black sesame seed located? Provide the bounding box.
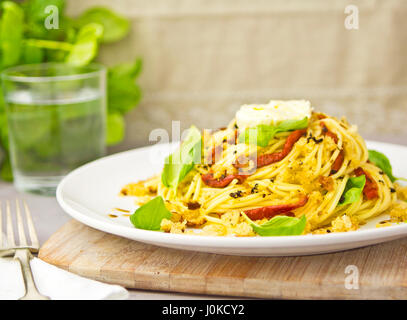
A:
[251,183,259,194]
[230,190,244,198]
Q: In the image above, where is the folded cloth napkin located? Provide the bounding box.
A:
[0,255,129,300]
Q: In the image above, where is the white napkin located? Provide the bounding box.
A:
[0,256,129,300]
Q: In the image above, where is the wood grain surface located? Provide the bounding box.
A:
[38,220,407,299]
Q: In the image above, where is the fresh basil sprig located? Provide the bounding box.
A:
[0,1,143,181]
[368,150,407,182]
[339,175,366,205]
[130,196,172,231]
[242,213,307,236]
[238,117,308,147]
[162,126,202,189]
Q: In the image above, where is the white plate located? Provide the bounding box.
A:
[56,141,407,256]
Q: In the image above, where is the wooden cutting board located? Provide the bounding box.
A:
[39,220,407,299]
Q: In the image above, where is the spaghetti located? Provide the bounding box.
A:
[122,109,407,236]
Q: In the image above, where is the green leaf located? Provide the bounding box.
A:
[106,113,125,146]
[161,126,201,189]
[65,23,103,66]
[0,1,24,67]
[75,7,130,43]
[239,125,277,148]
[107,59,142,115]
[130,196,172,231]
[339,175,366,205]
[0,107,9,151]
[23,43,44,64]
[109,58,142,80]
[368,150,397,182]
[276,118,309,132]
[0,155,12,181]
[239,117,308,147]
[244,213,307,236]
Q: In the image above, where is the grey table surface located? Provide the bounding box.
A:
[0,180,230,300]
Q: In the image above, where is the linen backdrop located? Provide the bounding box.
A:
[67,0,407,150]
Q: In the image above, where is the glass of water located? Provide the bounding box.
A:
[1,63,106,195]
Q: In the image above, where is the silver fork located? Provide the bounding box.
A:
[0,199,49,300]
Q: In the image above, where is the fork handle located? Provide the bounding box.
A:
[14,249,50,300]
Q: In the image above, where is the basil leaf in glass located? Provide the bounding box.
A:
[239,117,308,147]
[243,213,307,236]
[130,196,172,231]
[339,175,366,205]
[162,126,202,189]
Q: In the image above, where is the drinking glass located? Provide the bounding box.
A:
[1,63,106,195]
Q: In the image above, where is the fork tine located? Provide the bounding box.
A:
[15,199,27,247]
[23,200,39,249]
[6,200,15,247]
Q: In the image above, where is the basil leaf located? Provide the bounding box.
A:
[23,43,44,64]
[244,214,307,236]
[65,23,103,66]
[276,117,309,132]
[162,126,201,189]
[75,7,130,43]
[106,113,124,146]
[108,59,142,80]
[0,110,9,151]
[130,196,172,231]
[239,117,308,147]
[368,150,396,182]
[0,154,12,182]
[1,1,24,67]
[339,175,366,205]
[238,125,277,147]
[107,59,142,115]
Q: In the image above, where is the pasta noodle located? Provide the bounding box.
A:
[121,111,407,236]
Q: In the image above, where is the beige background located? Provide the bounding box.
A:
[67,0,407,150]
